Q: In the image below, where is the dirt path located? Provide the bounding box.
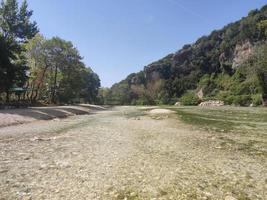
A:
[0,107,266,200]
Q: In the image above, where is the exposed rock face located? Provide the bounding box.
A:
[232,40,253,69]
[197,88,204,99]
[199,100,224,107]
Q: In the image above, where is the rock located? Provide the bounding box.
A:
[174,102,181,106]
[197,88,204,99]
[24,156,31,160]
[22,196,32,200]
[232,40,253,69]
[30,136,55,142]
[199,100,224,107]
[225,195,237,200]
[149,109,175,114]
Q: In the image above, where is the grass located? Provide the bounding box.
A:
[167,106,267,134]
[159,106,267,157]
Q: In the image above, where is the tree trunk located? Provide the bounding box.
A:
[33,66,49,102]
[29,84,36,102]
[22,81,29,101]
[51,65,58,104]
[6,91,10,104]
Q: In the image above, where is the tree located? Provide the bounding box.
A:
[0,35,16,95]
[18,0,38,41]
[42,37,86,103]
[98,87,111,105]
[79,68,100,103]
[24,34,48,102]
[257,20,267,38]
[0,0,38,41]
[0,0,38,102]
[254,44,267,106]
[25,36,101,104]
[256,20,267,106]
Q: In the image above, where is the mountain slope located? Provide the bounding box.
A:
[107,5,267,106]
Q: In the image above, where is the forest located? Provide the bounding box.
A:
[0,0,100,107]
[105,5,267,106]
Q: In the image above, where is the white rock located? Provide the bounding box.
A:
[199,100,224,107]
[225,196,237,200]
[175,102,181,106]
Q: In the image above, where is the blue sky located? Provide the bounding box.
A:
[19,0,267,87]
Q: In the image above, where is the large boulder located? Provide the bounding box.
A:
[174,102,181,106]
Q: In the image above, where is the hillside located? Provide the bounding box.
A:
[105,5,267,106]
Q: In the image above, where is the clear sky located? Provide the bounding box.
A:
[19,0,267,87]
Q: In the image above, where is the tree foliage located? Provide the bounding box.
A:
[0,0,37,102]
[0,0,100,105]
[24,35,100,104]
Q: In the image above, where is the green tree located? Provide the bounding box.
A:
[0,35,16,95]
[24,34,48,102]
[0,0,38,102]
[257,20,267,38]
[25,36,100,104]
[0,0,38,41]
[254,44,267,106]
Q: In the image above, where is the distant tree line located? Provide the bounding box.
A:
[104,5,267,106]
[0,0,100,106]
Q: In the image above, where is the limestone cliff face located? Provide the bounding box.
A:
[232,40,253,69]
[144,65,161,82]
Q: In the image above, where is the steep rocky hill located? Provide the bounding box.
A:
[106,5,267,106]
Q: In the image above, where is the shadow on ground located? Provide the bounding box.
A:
[0,104,107,127]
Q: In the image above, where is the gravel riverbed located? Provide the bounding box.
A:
[0,106,266,199]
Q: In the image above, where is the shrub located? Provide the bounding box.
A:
[232,95,252,106]
[251,94,262,106]
[180,92,201,106]
[216,91,232,105]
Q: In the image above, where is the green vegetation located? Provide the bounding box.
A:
[168,106,267,156]
[171,106,267,132]
[106,5,267,106]
[180,92,201,106]
[24,35,100,104]
[0,0,100,106]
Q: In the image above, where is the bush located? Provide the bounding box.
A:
[232,95,252,106]
[180,92,201,106]
[251,94,262,106]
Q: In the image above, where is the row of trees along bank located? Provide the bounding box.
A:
[0,0,100,107]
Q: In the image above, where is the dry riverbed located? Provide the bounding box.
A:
[0,106,266,199]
